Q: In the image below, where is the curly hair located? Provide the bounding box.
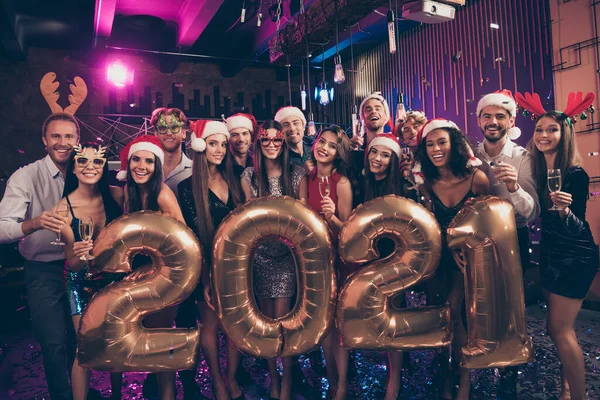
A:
[416,127,472,181]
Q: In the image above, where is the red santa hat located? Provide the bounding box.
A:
[476,90,522,140]
[412,118,482,185]
[367,133,401,158]
[188,120,229,153]
[225,113,257,134]
[274,106,306,126]
[116,135,165,181]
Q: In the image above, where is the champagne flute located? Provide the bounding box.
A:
[50,204,69,246]
[78,216,95,261]
[547,169,562,210]
[318,176,331,199]
[489,160,504,187]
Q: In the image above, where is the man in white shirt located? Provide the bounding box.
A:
[475,90,540,399]
[151,107,192,197]
[0,113,80,400]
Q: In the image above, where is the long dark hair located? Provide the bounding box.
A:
[416,127,472,181]
[63,142,122,221]
[191,146,244,249]
[310,125,355,180]
[252,120,294,197]
[528,110,583,203]
[125,154,163,212]
[364,150,409,201]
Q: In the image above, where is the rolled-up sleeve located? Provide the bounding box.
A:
[0,170,31,243]
[508,153,540,222]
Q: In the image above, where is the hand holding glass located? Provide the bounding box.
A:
[50,204,69,246]
[490,161,504,187]
[547,169,562,211]
[78,216,95,261]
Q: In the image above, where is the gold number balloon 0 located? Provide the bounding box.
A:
[447,196,534,369]
[337,195,451,350]
[78,211,202,372]
[212,196,336,358]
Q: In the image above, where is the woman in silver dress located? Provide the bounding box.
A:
[240,120,305,400]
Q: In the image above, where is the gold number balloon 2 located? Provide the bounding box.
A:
[78,211,202,372]
[212,196,336,358]
[447,196,534,369]
[337,195,451,350]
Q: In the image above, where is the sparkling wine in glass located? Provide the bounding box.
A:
[50,204,69,246]
[547,169,562,210]
[489,160,503,187]
[318,176,331,198]
[78,216,95,261]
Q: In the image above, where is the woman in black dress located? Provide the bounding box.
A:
[529,110,599,400]
[178,120,244,400]
[415,119,489,400]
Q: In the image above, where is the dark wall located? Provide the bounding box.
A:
[0,48,300,183]
[317,0,554,148]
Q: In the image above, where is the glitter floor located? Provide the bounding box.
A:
[2,303,599,400]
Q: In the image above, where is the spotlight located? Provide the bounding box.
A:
[107,61,133,88]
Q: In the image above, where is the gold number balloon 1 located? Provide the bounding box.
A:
[447,196,534,369]
[337,195,451,350]
[78,211,202,372]
[212,196,336,358]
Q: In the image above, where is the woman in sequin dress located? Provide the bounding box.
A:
[240,120,305,400]
[528,111,599,400]
[298,125,354,400]
[415,120,489,400]
[177,120,245,400]
[50,142,124,400]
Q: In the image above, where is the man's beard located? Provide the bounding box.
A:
[482,126,507,143]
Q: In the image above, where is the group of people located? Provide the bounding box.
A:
[0,87,598,400]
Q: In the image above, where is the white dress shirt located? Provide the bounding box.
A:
[475,139,540,228]
[0,155,66,262]
[164,152,193,198]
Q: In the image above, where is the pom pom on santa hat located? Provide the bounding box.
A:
[116,135,165,181]
[225,113,257,134]
[189,120,230,153]
[476,89,522,140]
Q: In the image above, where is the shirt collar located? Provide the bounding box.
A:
[478,138,516,161]
[43,154,62,178]
[181,152,193,168]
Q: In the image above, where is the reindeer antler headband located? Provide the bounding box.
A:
[40,72,88,116]
[515,91,596,125]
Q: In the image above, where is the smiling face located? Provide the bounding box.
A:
[425,129,452,168]
[259,128,284,160]
[155,114,185,153]
[362,99,387,131]
[534,116,562,155]
[229,127,252,155]
[313,130,339,164]
[367,145,393,178]
[43,120,79,167]
[281,116,305,146]
[129,150,156,185]
[401,117,424,148]
[74,147,105,185]
[478,105,515,143]
[205,134,228,165]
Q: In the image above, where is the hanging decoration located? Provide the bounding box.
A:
[333,0,346,84]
